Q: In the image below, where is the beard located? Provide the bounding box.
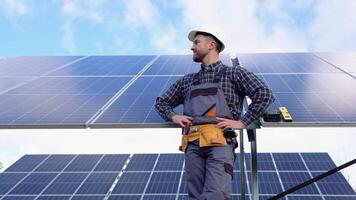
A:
[192,51,208,63]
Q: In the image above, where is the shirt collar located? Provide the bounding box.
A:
[200,60,223,72]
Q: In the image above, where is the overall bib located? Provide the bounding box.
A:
[183,67,236,200]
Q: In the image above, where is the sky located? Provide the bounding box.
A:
[0,0,356,192]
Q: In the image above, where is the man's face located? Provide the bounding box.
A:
[191,34,211,62]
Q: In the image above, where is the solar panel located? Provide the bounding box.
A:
[0,53,355,128]
[0,77,131,126]
[237,53,342,74]
[48,56,155,76]
[258,73,356,126]
[0,56,82,77]
[316,52,356,74]
[0,153,354,200]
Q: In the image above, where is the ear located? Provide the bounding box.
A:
[209,40,219,52]
[208,40,217,50]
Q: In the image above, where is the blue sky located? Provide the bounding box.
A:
[1,0,356,55]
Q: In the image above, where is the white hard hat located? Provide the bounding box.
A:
[188,26,225,52]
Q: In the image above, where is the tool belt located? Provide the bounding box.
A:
[179,124,235,152]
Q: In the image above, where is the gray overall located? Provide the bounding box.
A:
[183,67,235,200]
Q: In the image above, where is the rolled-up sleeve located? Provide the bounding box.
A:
[237,67,275,126]
[155,78,184,121]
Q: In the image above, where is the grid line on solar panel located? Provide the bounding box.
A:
[93,76,182,125]
[273,153,307,171]
[0,56,84,77]
[31,155,79,198]
[237,53,342,74]
[247,172,285,195]
[315,52,356,74]
[140,154,161,197]
[270,153,287,194]
[312,172,356,195]
[75,172,119,195]
[35,155,76,172]
[145,172,181,194]
[124,154,158,172]
[279,172,320,195]
[301,153,337,171]
[0,77,131,125]
[153,154,184,171]
[5,155,49,172]
[87,56,160,126]
[111,172,151,194]
[69,155,107,196]
[94,154,130,172]
[48,56,155,76]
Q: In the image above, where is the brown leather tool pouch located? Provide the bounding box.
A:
[199,125,227,147]
[179,135,189,152]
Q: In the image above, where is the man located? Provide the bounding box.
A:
[155,28,275,200]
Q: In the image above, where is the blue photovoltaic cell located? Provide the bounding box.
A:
[125,154,158,171]
[0,77,32,94]
[231,172,248,194]
[232,153,241,171]
[108,195,141,200]
[179,172,187,194]
[48,56,155,76]
[143,54,231,75]
[0,56,82,76]
[237,53,341,74]
[259,73,356,124]
[145,172,181,194]
[93,76,183,125]
[72,196,105,200]
[312,172,355,195]
[143,195,176,200]
[301,153,336,171]
[316,52,356,74]
[1,153,355,199]
[5,155,48,172]
[94,154,130,172]
[248,172,283,194]
[36,196,70,200]
[0,77,130,125]
[75,172,118,194]
[1,196,36,200]
[112,172,151,194]
[43,173,88,194]
[35,155,75,172]
[154,154,184,171]
[0,173,27,194]
[245,153,276,171]
[279,172,319,194]
[287,196,322,200]
[272,153,307,171]
[64,155,102,172]
[9,173,58,195]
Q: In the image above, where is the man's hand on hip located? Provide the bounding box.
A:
[172,115,193,128]
[216,117,246,129]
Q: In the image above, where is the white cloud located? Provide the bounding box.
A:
[59,0,107,54]
[61,0,104,24]
[121,0,190,54]
[61,21,76,54]
[177,0,309,54]
[309,0,356,51]
[0,0,30,20]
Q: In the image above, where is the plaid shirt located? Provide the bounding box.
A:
[155,60,275,126]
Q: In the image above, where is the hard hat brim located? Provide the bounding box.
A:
[188,30,225,52]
